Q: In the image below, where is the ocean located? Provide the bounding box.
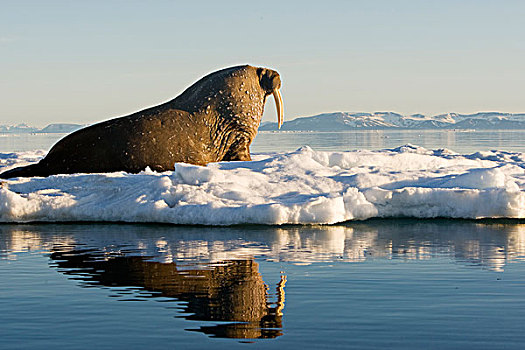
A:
[2,129,525,153]
[1,131,525,349]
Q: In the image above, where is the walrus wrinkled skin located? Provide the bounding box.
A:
[0,65,283,179]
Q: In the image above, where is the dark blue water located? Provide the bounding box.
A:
[2,221,525,349]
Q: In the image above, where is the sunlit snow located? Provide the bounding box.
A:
[1,145,524,224]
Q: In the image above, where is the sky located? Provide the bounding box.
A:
[1,0,525,127]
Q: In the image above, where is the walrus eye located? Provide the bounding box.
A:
[273,89,284,129]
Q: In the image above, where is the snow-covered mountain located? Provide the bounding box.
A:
[260,112,525,131]
[38,123,84,133]
[0,123,84,134]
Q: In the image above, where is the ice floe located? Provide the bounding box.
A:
[0,145,524,224]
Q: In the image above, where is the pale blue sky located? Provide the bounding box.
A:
[1,0,525,126]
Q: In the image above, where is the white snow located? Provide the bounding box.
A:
[1,145,524,225]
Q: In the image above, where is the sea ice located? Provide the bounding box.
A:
[0,145,524,225]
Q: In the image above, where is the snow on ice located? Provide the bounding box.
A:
[0,145,524,225]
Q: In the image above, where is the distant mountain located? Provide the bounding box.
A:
[259,112,525,131]
[38,123,84,133]
[0,123,84,134]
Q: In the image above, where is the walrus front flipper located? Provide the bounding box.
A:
[0,163,47,179]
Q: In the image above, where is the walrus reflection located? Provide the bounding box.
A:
[50,250,285,339]
[0,65,283,179]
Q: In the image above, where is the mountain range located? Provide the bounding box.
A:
[259,112,525,131]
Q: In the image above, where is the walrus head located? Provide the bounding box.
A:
[256,67,283,128]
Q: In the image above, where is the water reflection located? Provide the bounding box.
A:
[1,220,525,339]
[50,250,286,339]
[3,220,523,271]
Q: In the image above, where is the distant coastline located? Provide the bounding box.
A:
[0,123,85,134]
[260,112,525,131]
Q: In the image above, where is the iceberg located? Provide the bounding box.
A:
[0,145,524,225]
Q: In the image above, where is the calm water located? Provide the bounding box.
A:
[2,221,525,349]
[2,131,525,349]
[2,129,525,153]
[253,130,525,153]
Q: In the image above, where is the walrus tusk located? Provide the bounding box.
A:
[273,89,284,129]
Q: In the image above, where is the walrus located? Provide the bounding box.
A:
[0,65,283,179]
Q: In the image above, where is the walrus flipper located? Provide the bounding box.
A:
[0,163,47,179]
